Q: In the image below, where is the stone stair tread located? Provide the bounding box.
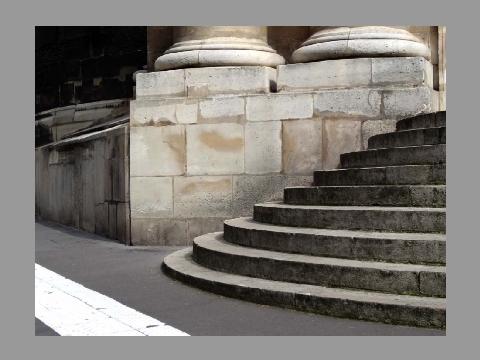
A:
[164,248,446,310]
[313,164,445,186]
[285,184,446,189]
[255,201,446,213]
[396,111,446,131]
[340,144,445,168]
[225,217,446,242]
[368,126,446,149]
[342,144,445,158]
[318,164,440,173]
[194,232,445,273]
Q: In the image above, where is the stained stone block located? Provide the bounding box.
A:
[383,87,436,119]
[372,57,433,87]
[232,175,286,217]
[199,96,245,123]
[324,119,362,170]
[186,123,244,175]
[131,219,188,246]
[130,177,173,218]
[130,126,185,176]
[282,119,323,175]
[135,70,186,97]
[174,176,233,218]
[277,58,371,92]
[185,66,276,97]
[361,119,397,150]
[245,121,282,174]
[246,93,313,122]
[130,99,198,126]
[314,89,382,119]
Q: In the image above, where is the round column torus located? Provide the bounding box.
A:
[154,26,285,71]
[292,26,431,63]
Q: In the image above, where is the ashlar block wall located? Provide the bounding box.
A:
[130,57,439,245]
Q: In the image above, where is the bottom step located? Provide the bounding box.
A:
[163,248,446,329]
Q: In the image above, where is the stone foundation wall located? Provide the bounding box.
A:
[35,124,130,244]
[130,57,439,246]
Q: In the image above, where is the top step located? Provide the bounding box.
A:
[396,111,446,131]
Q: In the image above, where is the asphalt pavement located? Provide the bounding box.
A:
[35,221,445,336]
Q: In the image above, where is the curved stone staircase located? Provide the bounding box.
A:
[163,111,446,329]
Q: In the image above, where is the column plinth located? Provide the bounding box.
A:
[292,26,430,63]
[155,26,285,71]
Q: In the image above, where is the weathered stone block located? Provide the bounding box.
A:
[232,175,285,217]
[372,57,433,87]
[185,66,275,97]
[383,87,436,119]
[186,123,244,175]
[131,219,188,246]
[187,218,225,243]
[284,175,314,188]
[176,101,198,124]
[130,177,173,218]
[94,203,108,237]
[199,96,245,123]
[282,119,323,175]
[361,119,397,150]
[246,93,313,122]
[324,119,362,170]
[130,126,185,176]
[245,121,282,174]
[174,176,233,218]
[314,89,382,119]
[93,139,106,204]
[130,98,198,126]
[108,203,117,240]
[116,202,130,244]
[136,70,186,97]
[277,58,371,92]
[52,106,75,125]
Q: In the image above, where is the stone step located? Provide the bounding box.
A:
[193,233,446,297]
[283,185,445,207]
[368,127,446,149]
[163,248,446,328]
[396,111,446,131]
[340,144,445,169]
[253,202,446,233]
[224,217,446,264]
[314,164,445,186]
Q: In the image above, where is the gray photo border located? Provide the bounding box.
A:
[1,0,476,358]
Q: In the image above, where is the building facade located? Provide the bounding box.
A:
[35,26,446,246]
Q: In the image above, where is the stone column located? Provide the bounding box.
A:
[292,26,431,63]
[438,26,446,111]
[154,26,285,71]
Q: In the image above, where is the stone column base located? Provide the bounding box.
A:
[292,26,430,63]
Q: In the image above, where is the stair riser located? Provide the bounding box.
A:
[224,223,446,264]
[396,112,446,131]
[284,186,446,207]
[340,145,446,169]
[163,252,446,329]
[314,165,446,186]
[369,127,446,149]
[192,243,445,297]
[253,206,446,233]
